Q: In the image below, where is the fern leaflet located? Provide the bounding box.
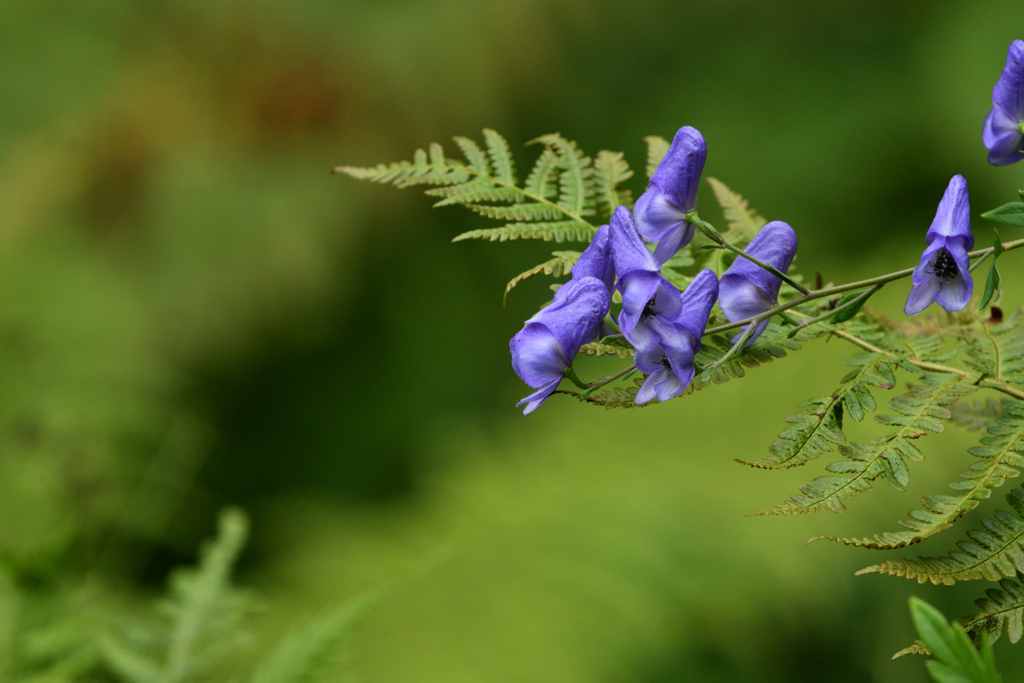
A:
[643,136,669,179]
[504,251,580,305]
[754,373,972,514]
[819,399,1024,549]
[593,151,634,218]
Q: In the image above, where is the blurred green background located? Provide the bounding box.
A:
[3,1,1024,681]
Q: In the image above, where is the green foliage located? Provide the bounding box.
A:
[337,130,642,245]
[822,398,1024,550]
[952,399,1005,432]
[580,336,634,359]
[961,310,1024,384]
[740,353,897,471]
[703,178,766,275]
[102,508,252,683]
[979,235,1003,311]
[981,202,1024,227]
[643,136,669,179]
[249,594,381,683]
[755,373,973,514]
[905,598,1002,682]
[504,251,580,305]
[857,486,1024,585]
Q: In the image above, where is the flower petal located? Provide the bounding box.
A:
[633,188,686,243]
[992,40,1024,121]
[926,175,972,246]
[674,269,719,342]
[934,270,973,312]
[610,205,659,278]
[635,368,669,405]
[516,378,561,415]
[617,270,661,336]
[904,275,942,316]
[510,323,567,389]
[649,126,706,213]
[571,224,615,293]
[528,276,611,360]
[719,221,798,313]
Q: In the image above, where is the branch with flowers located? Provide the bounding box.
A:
[338,39,1024,670]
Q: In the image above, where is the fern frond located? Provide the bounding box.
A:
[643,136,669,179]
[482,129,517,186]
[158,508,250,683]
[896,572,1024,658]
[452,221,596,244]
[706,177,766,241]
[819,399,1024,549]
[462,202,565,221]
[741,353,897,470]
[335,144,470,188]
[524,148,560,200]
[857,487,1024,584]
[754,373,971,514]
[504,252,580,305]
[593,151,634,219]
[425,180,518,206]
[580,336,634,359]
[963,312,1024,385]
[530,134,595,218]
[953,398,1006,432]
[453,136,491,175]
[249,593,381,683]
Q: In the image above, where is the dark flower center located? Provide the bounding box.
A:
[641,295,657,321]
[926,248,959,286]
[658,355,671,369]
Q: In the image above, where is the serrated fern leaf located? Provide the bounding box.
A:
[524,148,560,200]
[452,221,596,243]
[754,373,971,514]
[741,353,897,470]
[158,508,250,683]
[249,593,382,683]
[425,180,518,206]
[963,312,1024,385]
[819,399,1024,550]
[483,129,517,185]
[453,136,491,175]
[896,573,1024,658]
[593,151,634,218]
[857,489,1024,585]
[687,322,823,395]
[706,177,766,240]
[504,251,580,305]
[953,398,1006,432]
[580,336,634,359]
[643,136,669,179]
[530,134,595,218]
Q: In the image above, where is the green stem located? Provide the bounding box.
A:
[563,367,590,390]
[580,365,638,400]
[702,237,1024,338]
[687,213,811,294]
[789,284,883,331]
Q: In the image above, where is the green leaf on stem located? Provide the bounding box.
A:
[830,290,874,324]
[981,202,1024,227]
[903,598,1002,682]
[979,234,1003,311]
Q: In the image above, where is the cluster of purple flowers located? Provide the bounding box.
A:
[509,127,799,414]
[508,39,1024,414]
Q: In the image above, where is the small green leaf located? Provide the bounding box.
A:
[1018,189,1024,202]
[981,202,1024,227]
[830,290,874,324]
[909,598,1002,683]
[978,234,1003,311]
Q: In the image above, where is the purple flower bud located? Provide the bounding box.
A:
[905,175,974,316]
[634,269,719,404]
[984,40,1024,166]
[510,276,610,414]
[551,224,615,340]
[609,206,682,353]
[634,127,707,263]
[718,222,798,344]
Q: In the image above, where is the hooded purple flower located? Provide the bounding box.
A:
[510,276,610,414]
[634,269,719,404]
[551,224,614,340]
[634,126,707,264]
[905,175,974,316]
[984,40,1024,166]
[718,222,798,344]
[609,206,682,353]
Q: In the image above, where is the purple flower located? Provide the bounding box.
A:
[510,276,610,414]
[609,206,682,353]
[634,126,707,264]
[718,222,798,344]
[634,269,719,404]
[551,224,614,340]
[905,175,974,316]
[984,40,1024,166]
